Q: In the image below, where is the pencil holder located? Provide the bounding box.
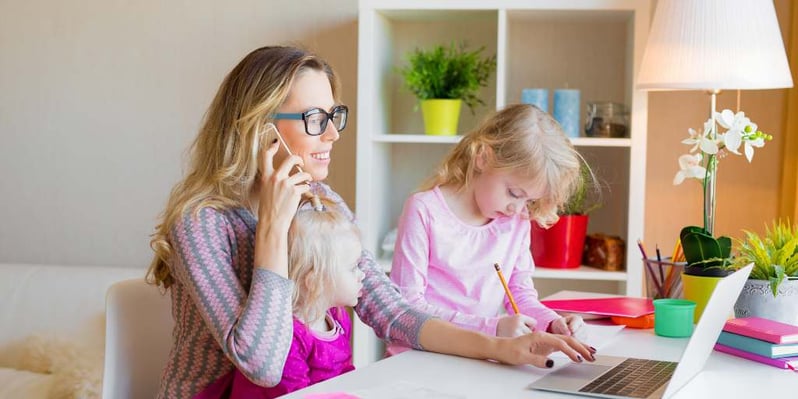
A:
[644,257,686,299]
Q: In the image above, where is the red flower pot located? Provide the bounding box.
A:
[530,214,589,268]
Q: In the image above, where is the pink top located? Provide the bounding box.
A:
[229,307,354,398]
[389,187,559,351]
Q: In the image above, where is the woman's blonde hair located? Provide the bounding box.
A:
[147,46,341,288]
[288,197,361,324]
[421,103,583,227]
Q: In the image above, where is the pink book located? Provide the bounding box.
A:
[714,343,798,370]
[723,317,798,344]
[540,297,654,318]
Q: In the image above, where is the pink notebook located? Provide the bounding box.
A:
[714,343,798,370]
[540,296,654,318]
[723,317,798,344]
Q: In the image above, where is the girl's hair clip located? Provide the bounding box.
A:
[310,195,324,212]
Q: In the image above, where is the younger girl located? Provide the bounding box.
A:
[389,104,588,354]
[230,197,364,398]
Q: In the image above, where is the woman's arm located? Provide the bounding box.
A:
[418,319,594,368]
[317,184,432,348]
[170,208,294,387]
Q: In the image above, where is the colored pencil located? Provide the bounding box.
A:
[638,240,662,297]
[656,245,664,297]
[494,263,519,314]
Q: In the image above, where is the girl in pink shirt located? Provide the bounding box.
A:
[228,197,365,398]
[390,104,589,354]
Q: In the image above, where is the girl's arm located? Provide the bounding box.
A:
[170,208,294,387]
[390,197,501,335]
[508,227,561,331]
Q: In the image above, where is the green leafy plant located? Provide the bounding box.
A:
[732,220,798,297]
[400,42,496,114]
[561,163,601,215]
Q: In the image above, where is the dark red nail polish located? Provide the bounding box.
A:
[546,359,554,368]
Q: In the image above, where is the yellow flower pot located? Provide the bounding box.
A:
[681,273,725,323]
[420,99,461,136]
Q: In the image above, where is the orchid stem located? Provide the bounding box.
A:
[704,90,719,236]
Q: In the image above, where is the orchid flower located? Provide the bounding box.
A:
[682,119,719,155]
[673,109,772,187]
[673,153,706,185]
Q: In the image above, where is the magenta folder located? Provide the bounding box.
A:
[540,296,654,318]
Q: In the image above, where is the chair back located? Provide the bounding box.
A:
[102,279,173,399]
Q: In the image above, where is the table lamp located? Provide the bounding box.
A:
[636,0,793,235]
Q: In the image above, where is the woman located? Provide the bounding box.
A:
[147,46,593,399]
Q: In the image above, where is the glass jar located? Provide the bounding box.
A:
[584,102,629,138]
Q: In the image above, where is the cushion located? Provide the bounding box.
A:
[0,368,54,399]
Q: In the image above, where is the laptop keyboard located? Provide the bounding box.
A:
[579,358,677,398]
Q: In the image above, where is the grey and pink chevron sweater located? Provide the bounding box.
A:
[155,183,431,399]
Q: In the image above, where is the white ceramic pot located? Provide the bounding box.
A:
[734,279,798,325]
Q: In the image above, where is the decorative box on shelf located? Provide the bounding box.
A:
[583,233,626,271]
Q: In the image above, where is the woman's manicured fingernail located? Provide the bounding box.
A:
[546,359,554,368]
[589,346,597,353]
[576,355,583,362]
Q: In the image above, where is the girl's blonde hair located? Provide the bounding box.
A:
[288,197,361,324]
[147,46,341,288]
[422,103,582,227]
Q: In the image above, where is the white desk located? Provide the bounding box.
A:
[284,325,798,398]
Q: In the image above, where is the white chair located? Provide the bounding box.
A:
[102,279,173,399]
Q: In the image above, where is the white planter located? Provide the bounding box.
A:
[734,279,798,325]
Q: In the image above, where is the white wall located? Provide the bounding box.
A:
[0,0,358,268]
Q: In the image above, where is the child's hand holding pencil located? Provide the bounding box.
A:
[549,315,588,341]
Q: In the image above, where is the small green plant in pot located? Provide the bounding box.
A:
[399,42,496,135]
[731,220,798,325]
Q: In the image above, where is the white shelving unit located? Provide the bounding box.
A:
[354,0,650,367]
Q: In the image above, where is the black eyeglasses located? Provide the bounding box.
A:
[273,105,348,136]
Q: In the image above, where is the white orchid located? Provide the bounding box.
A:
[681,118,720,155]
[673,109,771,186]
[673,153,707,185]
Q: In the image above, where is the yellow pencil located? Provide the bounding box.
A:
[494,263,519,314]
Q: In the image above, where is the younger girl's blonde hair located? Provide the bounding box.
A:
[147,46,341,288]
[422,103,583,228]
[288,197,362,324]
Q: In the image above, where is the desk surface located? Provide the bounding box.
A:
[284,325,798,398]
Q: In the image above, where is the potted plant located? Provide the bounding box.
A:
[399,42,496,135]
[531,164,601,268]
[731,220,798,325]
[672,110,772,321]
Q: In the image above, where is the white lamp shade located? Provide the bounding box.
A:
[637,0,793,91]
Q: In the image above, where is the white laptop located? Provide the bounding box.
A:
[529,265,753,399]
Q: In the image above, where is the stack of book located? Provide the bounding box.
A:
[714,316,798,370]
